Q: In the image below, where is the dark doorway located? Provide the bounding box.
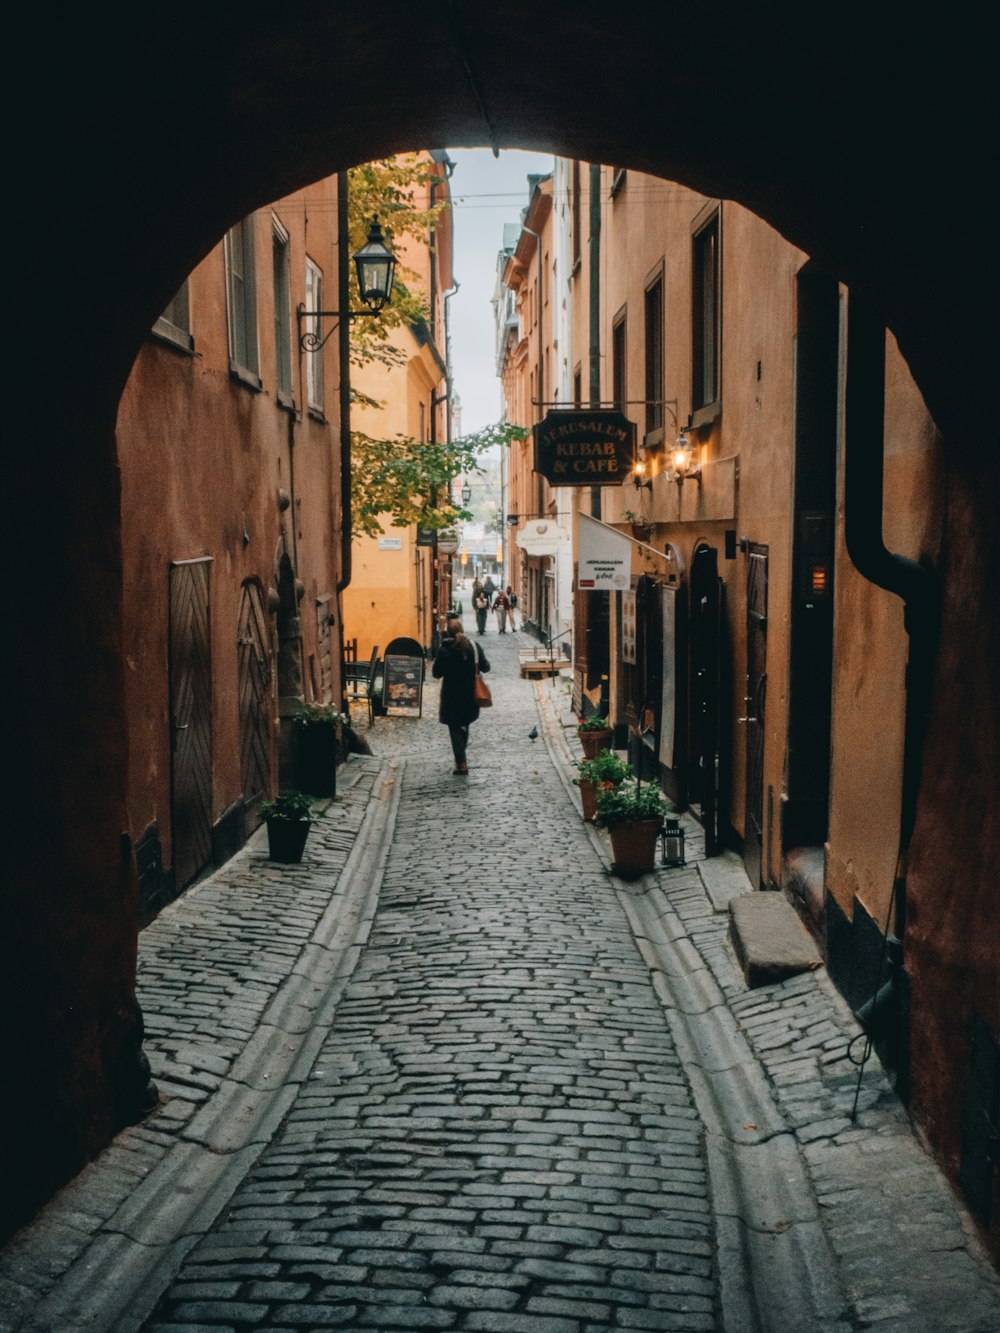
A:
[785,268,838,851]
[690,544,723,854]
[169,557,213,893]
[743,544,768,889]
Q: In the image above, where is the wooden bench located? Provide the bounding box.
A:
[519,646,570,679]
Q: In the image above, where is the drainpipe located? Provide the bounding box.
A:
[335,169,352,601]
[844,294,939,1084]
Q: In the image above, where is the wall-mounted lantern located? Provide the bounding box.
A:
[298,217,396,352]
[669,429,702,486]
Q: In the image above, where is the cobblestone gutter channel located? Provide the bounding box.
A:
[536,678,1000,1333]
[0,757,401,1333]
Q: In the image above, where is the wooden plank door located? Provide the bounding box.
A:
[743,544,768,888]
[169,558,213,892]
[238,579,272,807]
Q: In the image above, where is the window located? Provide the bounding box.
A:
[573,365,582,407]
[644,274,664,434]
[693,212,721,413]
[612,310,627,412]
[153,280,193,352]
[225,215,259,380]
[272,220,292,404]
[305,258,324,414]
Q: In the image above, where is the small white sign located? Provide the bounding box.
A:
[577,513,631,590]
[515,519,570,556]
[378,537,403,551]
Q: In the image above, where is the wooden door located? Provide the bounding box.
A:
[743,544,768,888]
[238,579,272,807]
[169,558,213,892]
[691,544,722,854]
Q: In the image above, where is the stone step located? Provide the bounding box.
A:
[729,890,823,987]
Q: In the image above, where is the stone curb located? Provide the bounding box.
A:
[533,684,847,1333]
[10,758,404,1333]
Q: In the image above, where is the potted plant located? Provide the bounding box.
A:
[292,702,346,798]
[596,779,672,877]
[574,748,631,822]
[578,712,614,758]
[622,509,653,543]
[259,789,313,863]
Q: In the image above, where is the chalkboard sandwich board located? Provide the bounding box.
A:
[383,654,424,717]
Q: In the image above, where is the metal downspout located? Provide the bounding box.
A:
[844,295,940,1086]
[336,169,352,600]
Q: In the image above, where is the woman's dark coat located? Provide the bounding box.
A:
[432,637,490,726]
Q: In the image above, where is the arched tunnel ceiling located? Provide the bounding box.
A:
[31,1,990,444]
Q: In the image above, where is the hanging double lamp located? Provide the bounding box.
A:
[298,217,397,352]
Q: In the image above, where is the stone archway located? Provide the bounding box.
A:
[6,2,997,1240]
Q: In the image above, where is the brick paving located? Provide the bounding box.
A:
[144,628,717,1331]
[1,619,998,1332]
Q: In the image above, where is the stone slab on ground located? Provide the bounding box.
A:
[698,850,752,912]
[729,890,823,987]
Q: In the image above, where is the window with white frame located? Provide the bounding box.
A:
[272,219,292,404]
[225,215,259,379]
[153,280,193,351]
[305,258,324,413]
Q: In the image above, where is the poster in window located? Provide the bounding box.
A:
[383,654,424,717]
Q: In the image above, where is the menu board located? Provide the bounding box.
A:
[383,654,424,717]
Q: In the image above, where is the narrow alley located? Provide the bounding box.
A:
[1,629,997,1332]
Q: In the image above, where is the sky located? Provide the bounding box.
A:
[444,148,555,435]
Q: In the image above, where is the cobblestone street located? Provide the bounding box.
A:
[1,627,997,1332]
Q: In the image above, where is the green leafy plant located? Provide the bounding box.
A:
[575,749,631,787]
[351,420,528,539]
[578,714,611,733]
[259,790,313,822]
[596,780,671,830]
[293,702,348,728]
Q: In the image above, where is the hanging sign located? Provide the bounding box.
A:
[578,513,632,591]
[534,409,636,487]
[383,654,424,717]
[515,519,571,556]
[437,529,460,555]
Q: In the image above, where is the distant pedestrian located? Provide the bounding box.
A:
[473,587,489,635]
[482,575,496,607]
[505,585,519,632]
[432,616,490,775]
[493,588,511,634]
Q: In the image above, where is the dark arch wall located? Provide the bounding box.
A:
[5,3,997,1240]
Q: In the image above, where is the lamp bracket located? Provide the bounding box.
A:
[297,302,382,352]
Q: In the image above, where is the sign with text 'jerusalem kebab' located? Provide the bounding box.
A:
[534,409,635,487]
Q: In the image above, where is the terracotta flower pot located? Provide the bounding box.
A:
[608,818,660,878]
[579,777,598,822]
[579,728,612,758]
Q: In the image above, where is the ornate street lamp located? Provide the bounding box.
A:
[353,218,396,312]
[298,217,396,352]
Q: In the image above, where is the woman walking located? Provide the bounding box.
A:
[432,616,490,775]
[504,585,518,632]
